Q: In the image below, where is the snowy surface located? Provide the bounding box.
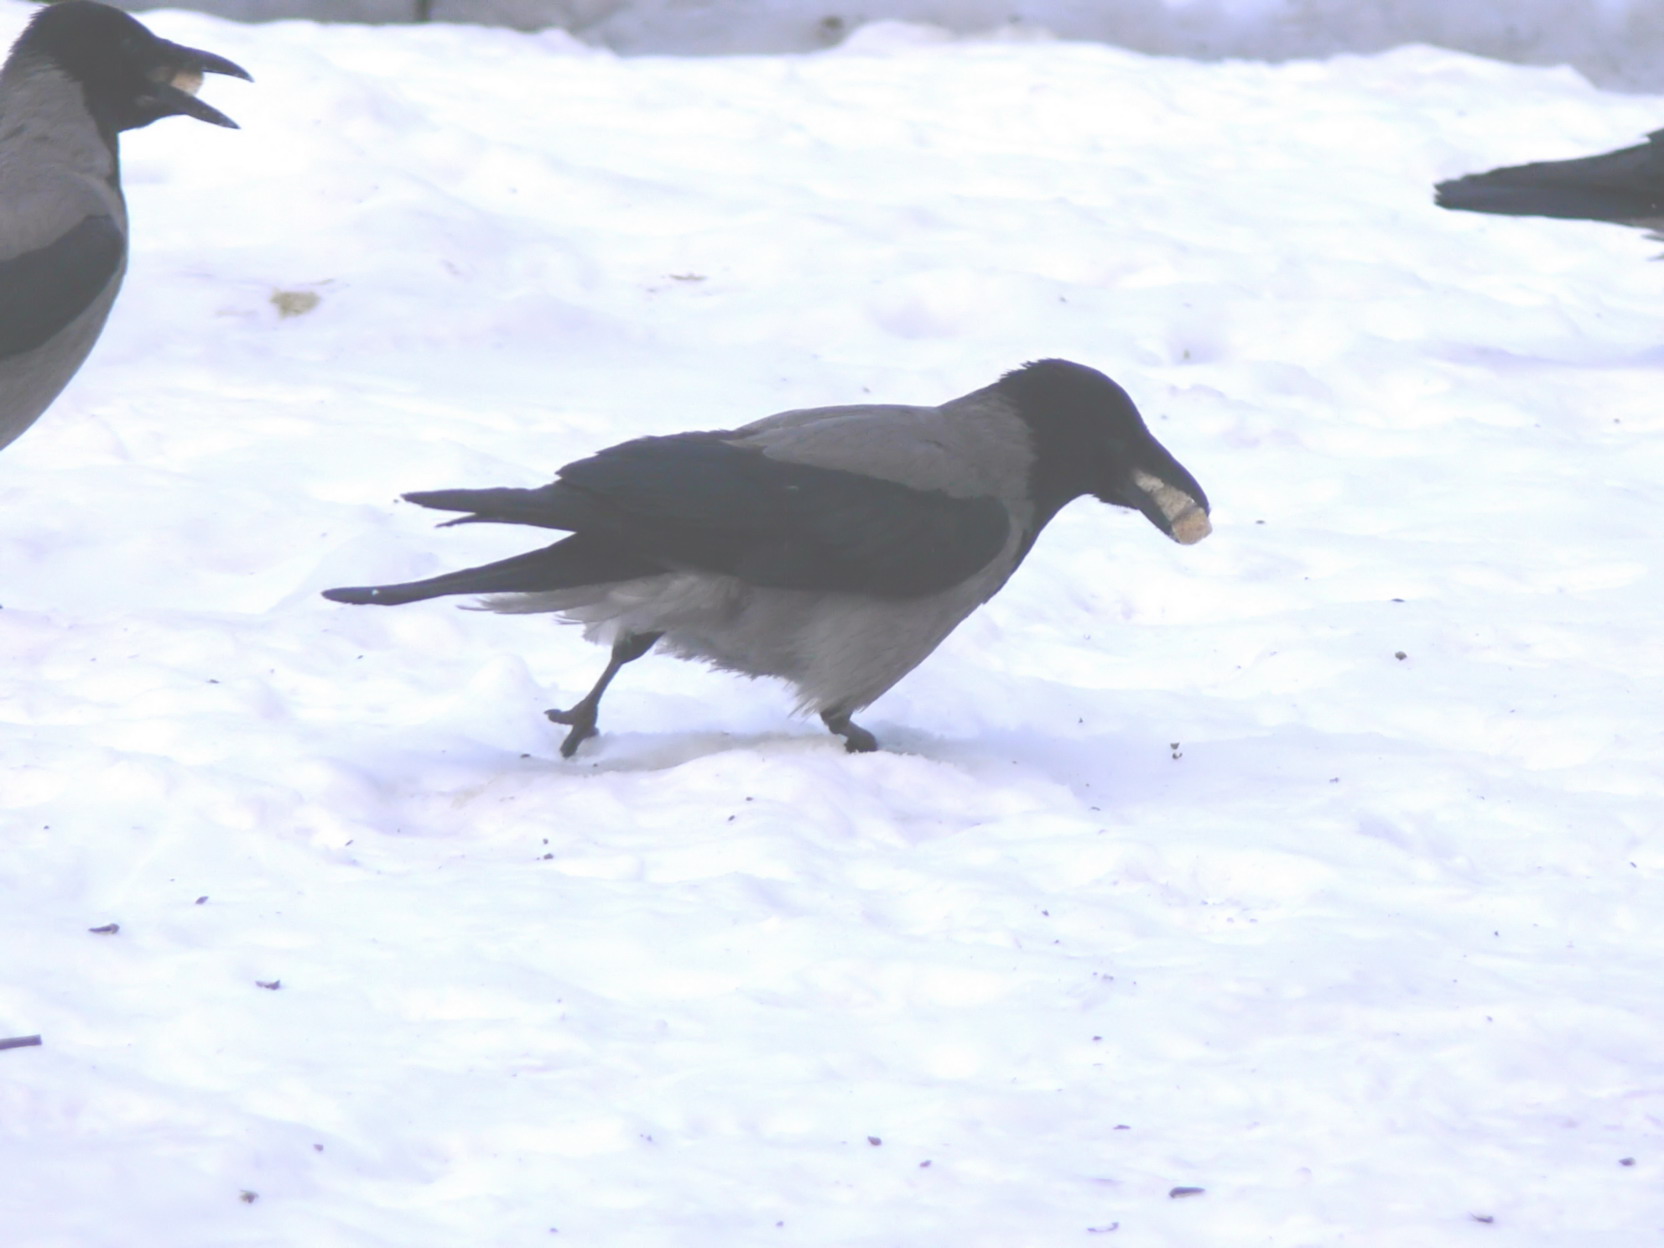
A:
[128,0,1664,93]
[5,6,1664,1244]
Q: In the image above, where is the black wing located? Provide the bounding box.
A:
[1435,130,1664,225]
[404,433,1012,599]
[0,214,124,361]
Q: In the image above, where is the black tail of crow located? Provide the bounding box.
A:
[405,486,579,531]
[322,536,663,606]
[1435,140,1664,226]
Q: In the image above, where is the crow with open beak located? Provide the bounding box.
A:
[326,360,1213,757]
[0,1,250,455]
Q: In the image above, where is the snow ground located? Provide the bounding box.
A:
[127,0,1664,92]
[3,7,1664,1245]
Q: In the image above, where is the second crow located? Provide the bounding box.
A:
[325,359,1212,756]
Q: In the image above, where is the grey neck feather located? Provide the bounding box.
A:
[0,55,121,192]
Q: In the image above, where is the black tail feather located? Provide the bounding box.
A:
[1436,140,1664,226]
[1436,174,1662,223]
[322,535,664,606]
[404,485,581,532]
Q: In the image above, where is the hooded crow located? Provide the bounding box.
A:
[1435,130,1664,237]
[0,1,250,455]
[324,359,1212,756]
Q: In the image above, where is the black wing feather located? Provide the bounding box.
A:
[1436,131,1664,224]
[0,214,124,360]
[404,433,1011,599]
[322,534,664,605]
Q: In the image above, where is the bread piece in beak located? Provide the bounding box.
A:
[150,40,252,129]
[1132,468,1212,544]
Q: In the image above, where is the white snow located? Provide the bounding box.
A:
[124,0,1664,91]
[4,6,1664,1244]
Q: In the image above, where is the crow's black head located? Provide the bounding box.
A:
[998,358,1211,543]
[14,1,251,133]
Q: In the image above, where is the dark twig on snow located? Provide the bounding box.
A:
[0,1034,42,1051]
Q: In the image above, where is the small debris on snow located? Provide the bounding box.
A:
[271,289,321,318]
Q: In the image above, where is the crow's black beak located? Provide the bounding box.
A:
[1125,466,1212,544]
[1096,433,1211,544]
[148,40,252,129]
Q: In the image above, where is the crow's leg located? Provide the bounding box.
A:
[546,631,662,757]
[821,708,878,754]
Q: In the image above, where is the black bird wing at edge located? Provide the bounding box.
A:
[1435,130,1664,224]
[325,432,1013,605]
